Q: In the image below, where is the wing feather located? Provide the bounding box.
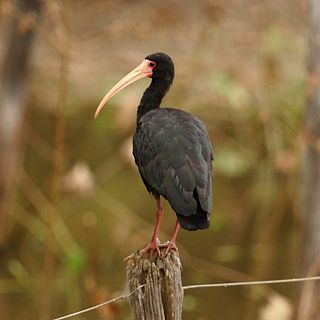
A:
[133,108,213,221]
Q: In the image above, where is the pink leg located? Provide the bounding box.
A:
[142,198,163,255]
[165,220,180,254]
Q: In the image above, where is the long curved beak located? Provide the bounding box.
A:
[94,59,153,119]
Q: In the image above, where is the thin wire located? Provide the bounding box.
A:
[52,284,145,320]
[52,275,320,320]
[183,275,320,290]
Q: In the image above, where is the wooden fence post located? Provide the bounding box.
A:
[126,248,183,320]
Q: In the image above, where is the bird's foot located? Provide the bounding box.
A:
[141,238,161,257]
[164,240,178,255]
[138,239,178,258]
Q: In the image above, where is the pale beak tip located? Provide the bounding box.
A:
[94,105,103,119]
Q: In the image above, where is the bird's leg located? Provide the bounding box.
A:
[165,220,180,254]
[141,198,163,256]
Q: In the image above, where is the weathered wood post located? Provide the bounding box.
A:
[126,247,183,320]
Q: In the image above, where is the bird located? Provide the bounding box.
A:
[95,52,213,255]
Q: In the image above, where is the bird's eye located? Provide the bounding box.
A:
[149,62,156,68]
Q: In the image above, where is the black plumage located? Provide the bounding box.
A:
[95,52,213,253]
[133,108,213,230]
[132,53,213,231]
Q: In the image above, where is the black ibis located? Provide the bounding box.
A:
[95,53,213,255]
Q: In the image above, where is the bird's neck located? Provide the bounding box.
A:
[137,78,171,123]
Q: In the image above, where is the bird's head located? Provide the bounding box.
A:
[145,52,174,82]
[94,52,174,118]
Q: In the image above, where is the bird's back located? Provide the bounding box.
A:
[133,108,213,230]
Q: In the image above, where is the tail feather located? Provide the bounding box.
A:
[177,210,210,230]
[177,188,210,230]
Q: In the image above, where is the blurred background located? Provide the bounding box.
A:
[1,0,319,319]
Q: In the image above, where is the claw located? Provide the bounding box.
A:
[164,240,178,255]
[141,238,161,257]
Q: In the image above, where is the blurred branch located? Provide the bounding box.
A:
[0,0,42,245]
[41,1,71,317]
[11,204,51,250]
[24,121,53,162]
[18,168,77,255]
